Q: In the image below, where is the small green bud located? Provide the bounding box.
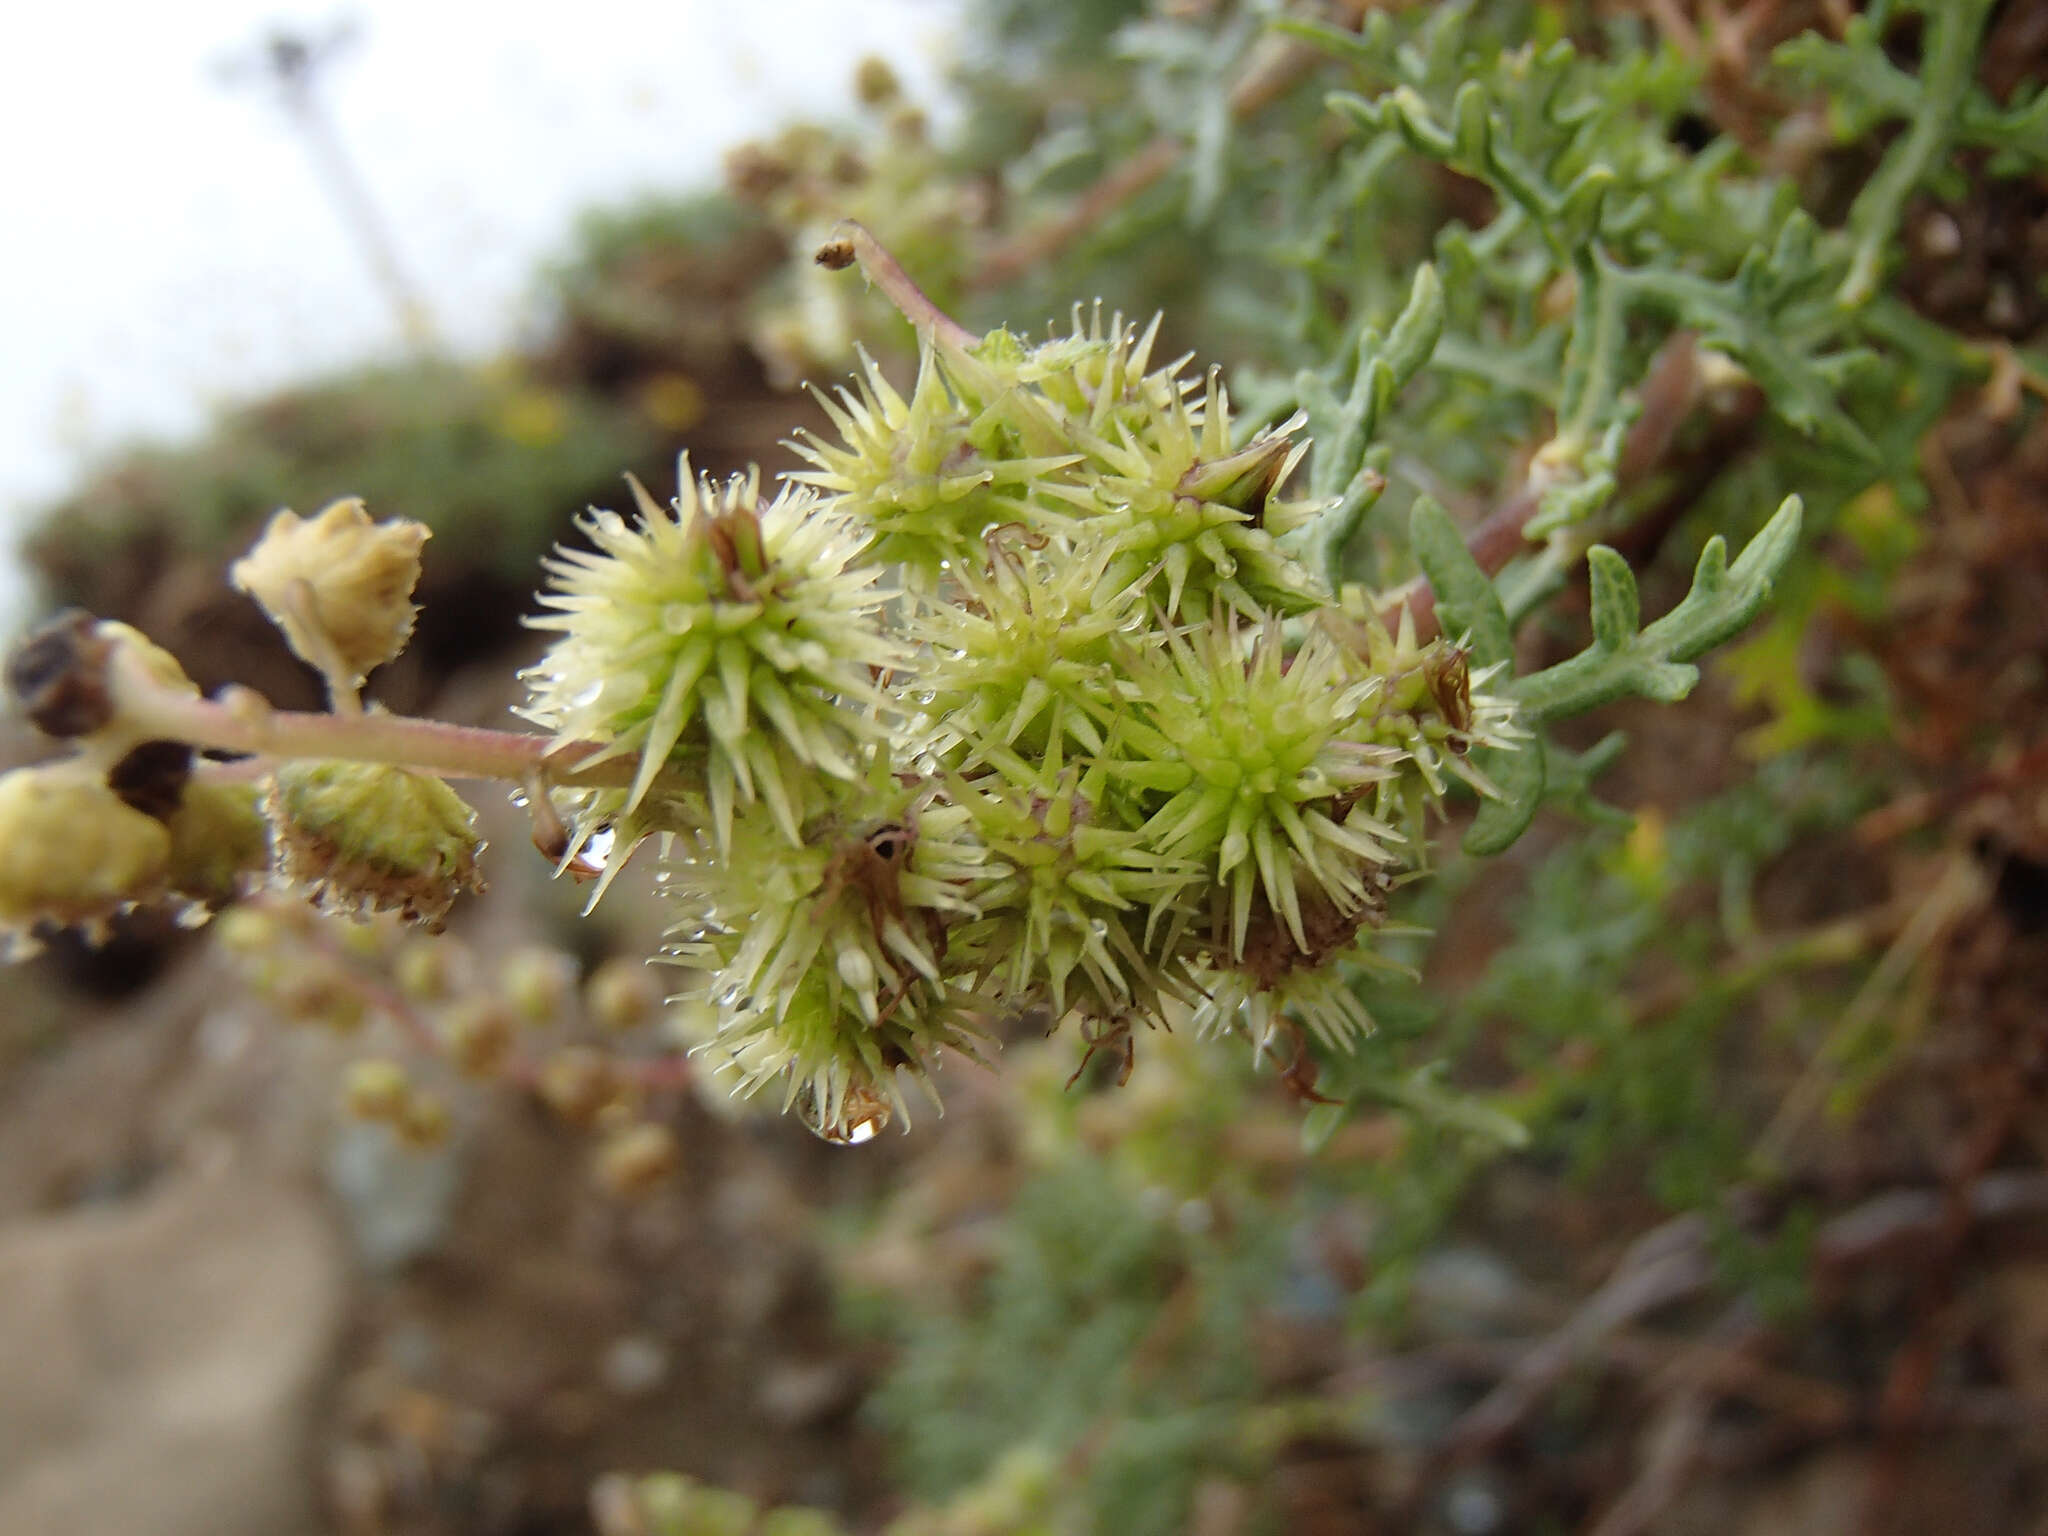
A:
[163,779,270,908]
[266,760,484,932]
[342,1057,412,1122]
[502,944,575,1024]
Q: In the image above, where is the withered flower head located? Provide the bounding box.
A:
[231,498,430,697]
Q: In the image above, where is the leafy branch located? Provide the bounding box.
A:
[1408,492,1803,855]
[1291,261,1444,589]
[1515,494,1806,727]
[1330,71,1875,481]
[1773,0,2038,305]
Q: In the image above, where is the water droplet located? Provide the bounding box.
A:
[583,827,617,866]
[798,1080,892,1145]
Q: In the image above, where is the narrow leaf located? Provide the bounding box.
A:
[1514,496,1802,724]
[1585,546,1640,651]
[1464,736,1545,856]
[1409,496,1511,668]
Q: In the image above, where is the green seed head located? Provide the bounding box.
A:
[662,764,987,1136]
[948,768,1198,1027]
[522,457,896,841]
[1110,615,1407,962]
[791,342,1080,579]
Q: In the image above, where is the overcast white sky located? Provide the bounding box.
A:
[0,0,957,625]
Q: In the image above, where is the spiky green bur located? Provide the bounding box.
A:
[792,306,1328,620]
[790,344,1080,580]
[1111,617,1406,963]
[1078,612,1514,1055]
[1064,366,1326,620]
[520,459,895,847]
[946,763,1199,1028]
[660,764,987,1141]
[911,539,1142,769]
[1331,604,1525,834]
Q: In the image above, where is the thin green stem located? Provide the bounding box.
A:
[1838,0,1996,308]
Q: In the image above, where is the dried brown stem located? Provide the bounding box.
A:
[1439,1212,1717,1462]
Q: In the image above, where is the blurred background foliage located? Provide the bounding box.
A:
[8,1,2048,1533]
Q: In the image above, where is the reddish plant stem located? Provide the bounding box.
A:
[107,643,631,791]
[826,220,979,351]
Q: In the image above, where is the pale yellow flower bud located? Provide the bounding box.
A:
[393,935,461,1003]
[395,1089,452,1150]
[230,498,430,695]
[502,945,575,1023]
[585,956,661,1032]
[593,1120,681,1198]
[99,621,198,696]
[342,1058,412,1123]
[536,1046,619,1127]
[0,762,171,931]
[438,998,516,1077]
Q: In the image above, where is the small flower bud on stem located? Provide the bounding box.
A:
[818,220,978,351]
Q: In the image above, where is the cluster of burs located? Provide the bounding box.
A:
[521,283,1517,1143]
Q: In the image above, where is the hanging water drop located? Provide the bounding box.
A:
[797,1079,892,1145]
